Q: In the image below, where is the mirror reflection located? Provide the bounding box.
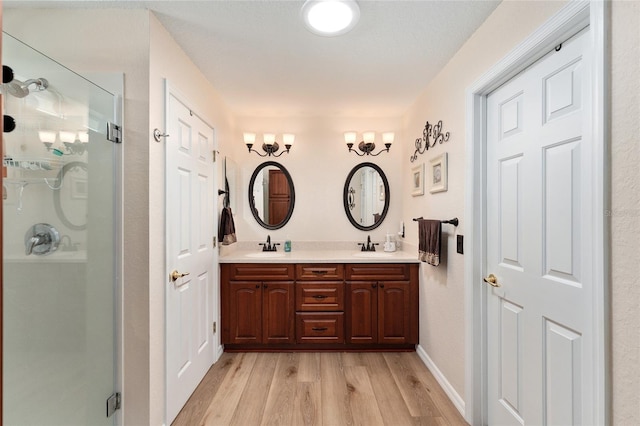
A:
[343,162,389,231]
[249,161,295,230]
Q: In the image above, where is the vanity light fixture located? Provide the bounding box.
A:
[244,132,295,157]
[40,130,88,155]
[301,0,360,37]
[345,131,393,156]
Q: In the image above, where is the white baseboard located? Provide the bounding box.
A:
[416,344,466,417]
[215,344,224,362]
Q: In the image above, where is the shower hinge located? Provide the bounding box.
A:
[107,122,122,143]
[106,392,121,417]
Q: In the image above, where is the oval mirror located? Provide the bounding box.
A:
[249,161,295,230]
[53,161,88,231]
[343,162,389,231]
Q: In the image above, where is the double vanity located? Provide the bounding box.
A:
[220,249,419,351]
[222,158,418,351]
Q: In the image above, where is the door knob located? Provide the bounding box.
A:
[170,270,190,282]
[483,273,500,287]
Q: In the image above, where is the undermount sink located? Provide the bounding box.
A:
[352,251,396,258]
[244,252,286,258]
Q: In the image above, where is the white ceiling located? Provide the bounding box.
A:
[5,0,501,118]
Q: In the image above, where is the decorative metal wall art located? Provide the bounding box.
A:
[409,120,450,162]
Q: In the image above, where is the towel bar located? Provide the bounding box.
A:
[412,217,458,227]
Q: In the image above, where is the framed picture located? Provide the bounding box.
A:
[429,152,448,193]
[411,163,424,196]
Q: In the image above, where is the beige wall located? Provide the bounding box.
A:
[232,115,404,244]
[610,1,640,423]
[401,0,567,400]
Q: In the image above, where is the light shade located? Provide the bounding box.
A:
[382,132,395,144]
[243,132,256,145]
[363,131,375,144]
[344,131,357,145]
[301,0,360,37]
[282,134,295,146]
[59,131,76,144]
[38,131,56,144]
[263,133,276,145]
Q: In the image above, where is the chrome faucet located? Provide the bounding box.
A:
[358,235,379,252]
[259,235,280,252]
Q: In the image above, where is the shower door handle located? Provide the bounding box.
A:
[170,270,190,282]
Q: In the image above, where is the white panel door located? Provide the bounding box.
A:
[486,28,593,425]
[166,92,216,424]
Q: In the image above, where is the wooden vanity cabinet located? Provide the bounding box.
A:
[346,264,419,345]
[221,262,418,350]
[221,264,295,345]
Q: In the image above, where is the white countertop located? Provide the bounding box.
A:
[219,249,420,264]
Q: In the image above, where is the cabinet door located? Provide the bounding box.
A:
[262,281,295,344]
[228,281,262,344]
[378,281,411,344]
[346,281,377,344]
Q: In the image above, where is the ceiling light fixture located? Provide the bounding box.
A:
[301,0,360,37]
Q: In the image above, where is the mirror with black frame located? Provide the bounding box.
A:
[249,161,295,230]
[343,162,389,231]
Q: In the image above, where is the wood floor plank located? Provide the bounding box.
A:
[320,352,354,426]
[229,352,279,426]
[360,352,415,426]
[383,352,441,418]
[344,365,385,426]
[260,353,300,426]
[341,351,365,367]
[399,353,467,426]
[172,353,236,426]
[200,352,258,425]
[297,352,321,383]
[291,381,322,426]
[177,352,468,426]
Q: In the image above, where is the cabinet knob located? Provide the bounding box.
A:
[263,283,268,288]
[256,284,260,289]
[372,283,377,288]
[380,283,385,288]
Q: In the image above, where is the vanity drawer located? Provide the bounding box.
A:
[296,282,344,311]
[227,264,294,281]
[296,312,344,344]
[346,263,410,281]
[296,264,344,280]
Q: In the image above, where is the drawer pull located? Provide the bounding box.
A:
[311,270,328,275]
[311,327,328,332]
[312,295,327,300]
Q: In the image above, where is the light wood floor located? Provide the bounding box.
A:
[172,352,468,426]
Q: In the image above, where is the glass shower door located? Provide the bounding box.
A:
[2,33,118,425]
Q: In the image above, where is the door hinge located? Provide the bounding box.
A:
[213,236,217,248]
[107,122,122,143]
[213,150,218,162]
[106,392,121,418]
[213,322,217,334]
